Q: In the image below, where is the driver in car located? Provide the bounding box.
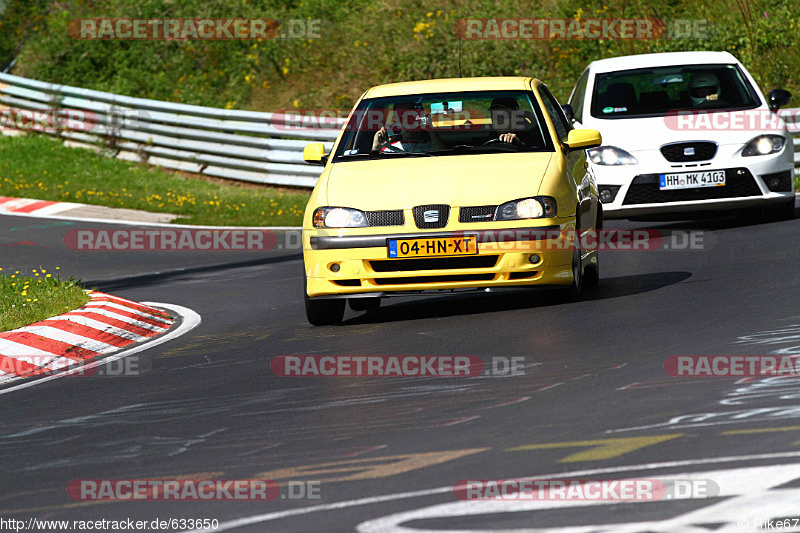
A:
[689,72,729,108]
[488,97,526,146]
[372,102,444,153]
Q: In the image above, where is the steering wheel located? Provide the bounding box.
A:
[481,138,507,147]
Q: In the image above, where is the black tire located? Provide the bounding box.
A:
[550,213,583,303]
[349,297,381,313]
[583,208,601,289]
[304,291,345,326]
[583,259,599,289]
[564,246,584,301]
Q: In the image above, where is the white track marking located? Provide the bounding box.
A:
[29,202,87,216]
[83,301,173,323]
[355,463,800,533]
[0,339,59,358]
[44,316,149,341]
[0,303,200,395]
[13,325,118,353]
[70,308,170,331]
[182,451,800,533]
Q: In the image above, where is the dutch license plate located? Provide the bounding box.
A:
[659,170,726,190]
[388,236,478,258]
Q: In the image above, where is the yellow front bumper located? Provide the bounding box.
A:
[303,222,579,298]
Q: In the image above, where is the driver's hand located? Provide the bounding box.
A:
[499,132,519,144]
[372,127,387,150]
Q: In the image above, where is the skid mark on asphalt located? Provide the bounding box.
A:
[342,445,388,458]
[158,327,273,359]
[281,323,384,342]
[482,396,531,409]
[610,321,800,433]
[439,416,481,427]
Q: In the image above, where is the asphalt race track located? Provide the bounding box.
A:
[2,204,800,532]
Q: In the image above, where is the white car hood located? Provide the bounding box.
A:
[581,107,787,153]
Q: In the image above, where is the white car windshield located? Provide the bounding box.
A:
[591,64,760,119]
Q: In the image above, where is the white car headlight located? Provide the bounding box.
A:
[587,146,638,166]
[495,197,557,220]
[313,207,368,228]
[742,135,785,156]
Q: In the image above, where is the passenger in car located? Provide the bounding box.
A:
[372,102,444,153]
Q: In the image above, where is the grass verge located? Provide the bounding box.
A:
[0,267,90,332]
[0,134,311,226]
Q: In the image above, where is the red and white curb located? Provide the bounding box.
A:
[0,291,194,389]
[0,195,300,229]
[0,196,81,217]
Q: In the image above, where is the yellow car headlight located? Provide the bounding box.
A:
[495,197,557,220]
[313,207,369,228]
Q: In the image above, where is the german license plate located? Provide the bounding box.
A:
[388,236,478,258]
[659,170,726,190]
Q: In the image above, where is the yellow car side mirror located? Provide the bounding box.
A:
[565,129,602,151]
[303,143,328,165]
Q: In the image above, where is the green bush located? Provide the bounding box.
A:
[2,0,798,109]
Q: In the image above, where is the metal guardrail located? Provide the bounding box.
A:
[0,73,345,188]
[0,72,798,186]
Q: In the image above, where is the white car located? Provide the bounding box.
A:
[565,51,795,220]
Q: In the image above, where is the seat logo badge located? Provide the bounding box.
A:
[423,210,439,223]
[684,147,695,156]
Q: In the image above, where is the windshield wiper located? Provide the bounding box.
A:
[429,144,523,155]
[335,151,433,161]
[370,149,432,157]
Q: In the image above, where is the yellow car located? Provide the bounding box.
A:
[302,77,602,325]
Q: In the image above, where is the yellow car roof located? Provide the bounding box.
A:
[365,77,541,98]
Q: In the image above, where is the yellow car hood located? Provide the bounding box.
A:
[324,152,553,210]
